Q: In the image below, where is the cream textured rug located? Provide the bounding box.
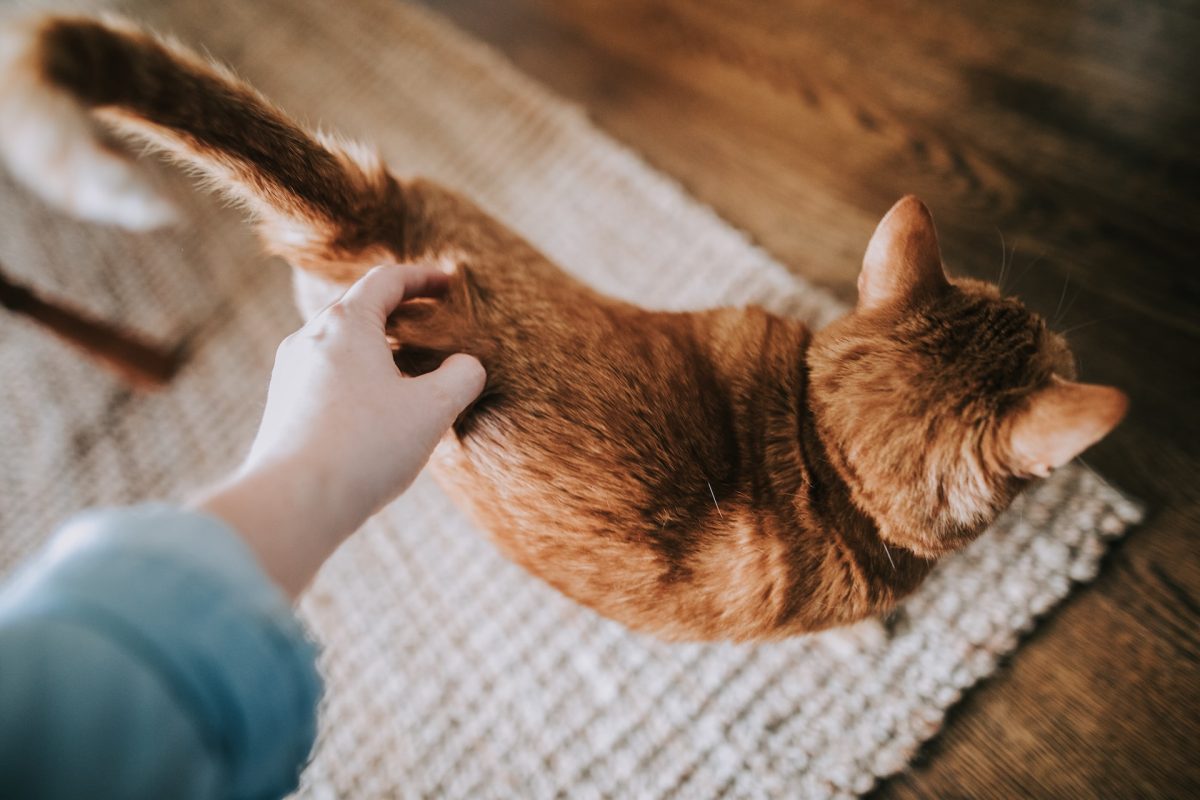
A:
[0,0,1143,797]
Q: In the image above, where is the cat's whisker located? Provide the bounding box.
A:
[706,480,724,519]
[1009,249,1046,294]
[881,541,897,572]
[1076,456,1107,483]
[1052,270,1071,322]
[1004,240,1018,293]
[1058,315,1118,337]
[1054,286,1081,329]
[994,227,1009,290]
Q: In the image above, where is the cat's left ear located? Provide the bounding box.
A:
[858,195,949,313]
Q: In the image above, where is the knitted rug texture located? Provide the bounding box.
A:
[0,0,1143,797]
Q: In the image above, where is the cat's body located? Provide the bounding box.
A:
[321,179,934,641]
[0,15,1127,641]
[430,295,934,641]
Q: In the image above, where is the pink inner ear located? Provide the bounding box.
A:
[858,195,949,312]
[1009,377,1129,477]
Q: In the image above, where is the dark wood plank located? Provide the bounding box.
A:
[416,1,1200,796]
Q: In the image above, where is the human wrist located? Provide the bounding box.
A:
[258,455,358,530]
[192,452,364,598]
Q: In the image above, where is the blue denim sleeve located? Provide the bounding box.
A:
[0,505,322,800]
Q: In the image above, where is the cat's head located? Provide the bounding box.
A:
[808,196,1127,558]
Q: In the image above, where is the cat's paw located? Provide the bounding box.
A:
[0,19,180,231]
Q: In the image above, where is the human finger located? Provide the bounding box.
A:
[337,263,450,326]
[411,353,486,430]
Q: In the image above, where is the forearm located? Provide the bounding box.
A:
[193,456,362,600]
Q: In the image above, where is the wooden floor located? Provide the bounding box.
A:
[417,1,1200,796]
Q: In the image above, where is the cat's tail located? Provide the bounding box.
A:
[0,14,398,279]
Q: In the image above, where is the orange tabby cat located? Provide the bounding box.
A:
[0,15,1127,641]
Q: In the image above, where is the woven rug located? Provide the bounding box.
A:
[0,0,1143,796]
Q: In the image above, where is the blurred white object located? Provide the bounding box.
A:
[0,19,178,231]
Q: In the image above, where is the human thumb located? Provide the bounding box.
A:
[414,353,487,430]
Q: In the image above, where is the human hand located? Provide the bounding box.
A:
[196,264,485,597]
[249,263,484,513]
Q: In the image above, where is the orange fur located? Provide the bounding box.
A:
[2,16,1129,641]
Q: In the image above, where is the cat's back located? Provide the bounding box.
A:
[429,302,837,639]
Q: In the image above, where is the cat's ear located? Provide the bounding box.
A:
[1008,377,1129,477]
[858,195,949,312]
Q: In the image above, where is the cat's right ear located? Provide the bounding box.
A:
[857,195,949,313]
[1007,377,1129,477]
